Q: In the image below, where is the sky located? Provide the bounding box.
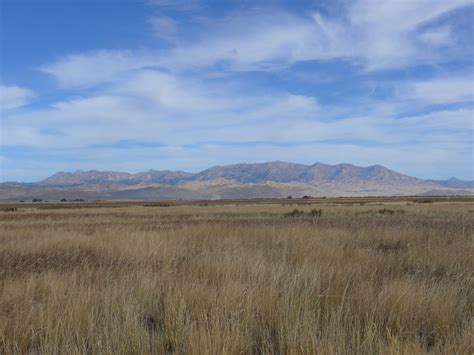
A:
[0,0,473,182]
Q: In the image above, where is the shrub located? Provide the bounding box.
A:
[378,209,405,215]
[284,209,305,217]
[309,209,322,217]
[284,209,322,218]
[1,207,17,212]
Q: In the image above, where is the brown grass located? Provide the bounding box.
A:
[0,200,473,354]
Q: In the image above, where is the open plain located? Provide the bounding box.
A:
[0,196,473,354]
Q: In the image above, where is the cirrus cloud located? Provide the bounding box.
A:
[0,85,34,110]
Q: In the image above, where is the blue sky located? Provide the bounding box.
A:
[0,0,473,181]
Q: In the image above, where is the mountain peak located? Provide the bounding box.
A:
[3,161,472,200]
[33,161,468,190]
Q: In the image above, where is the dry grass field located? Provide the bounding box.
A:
[1,198,473,354]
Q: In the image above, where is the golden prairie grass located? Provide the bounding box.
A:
[0,201,473,354]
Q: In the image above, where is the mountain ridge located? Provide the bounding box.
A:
[36,161,433,186]
[1,161,472,200]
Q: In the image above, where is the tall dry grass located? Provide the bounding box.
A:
[0,201,473,354]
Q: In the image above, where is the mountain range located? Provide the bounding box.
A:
[1,161,473,201]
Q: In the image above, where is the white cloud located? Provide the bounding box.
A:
[418,26,452,46]
[147,0,199,11]
[347,0,471,68]
[39,50,156,88]
[148,16,179,41]
[114,70,235,111]
[1,69,314,147]
[3,68,471,154]
[400,75,474,104]
[160,0,472,71]
[39,0,473,88]
[0,85,34,110]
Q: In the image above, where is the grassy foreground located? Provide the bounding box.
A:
[1,199,473,354]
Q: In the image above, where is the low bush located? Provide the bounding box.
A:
[284,208,322,218]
